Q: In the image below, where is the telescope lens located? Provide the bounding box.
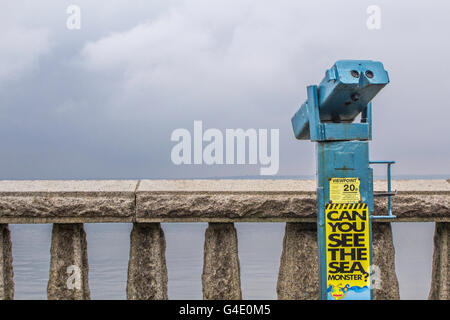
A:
[350,70,360,78]
[365,70,374,78]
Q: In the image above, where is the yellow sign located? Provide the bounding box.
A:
[329,178,361,203]
[325,203,370,300]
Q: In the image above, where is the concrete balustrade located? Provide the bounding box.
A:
[0,179,447,300]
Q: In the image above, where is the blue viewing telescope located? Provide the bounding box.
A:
[291,60,395,300]
[292,60,389,140]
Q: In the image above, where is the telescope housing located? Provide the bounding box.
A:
[292,60,389,140]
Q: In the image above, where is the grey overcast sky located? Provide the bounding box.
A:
[0,0,449,179]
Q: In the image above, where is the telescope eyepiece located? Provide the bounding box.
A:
[365,70,374,78]
[350,70,360,78]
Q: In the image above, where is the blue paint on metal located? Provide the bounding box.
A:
[291,60,395,300]
[292,60,388,140]
[370,161,396,219]
[318,60,389,122]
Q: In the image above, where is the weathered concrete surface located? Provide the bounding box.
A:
[277,222,399,300]
[0,224,14,300]
[137,193,317,222]
[138,179,317,192]
[136,179,450,222]
[0,180,137,223]
[372,223,400,300]
[376,195,449,221]
[47,224,90,300]
[277,223,319,300]
[375,180,449,220]
[374,179,450,192]
[202,223,242,300]
[127,223,168,300]
[137,180,316,222]
[429,222,449,300]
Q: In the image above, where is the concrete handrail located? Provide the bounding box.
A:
[0,179,448,223]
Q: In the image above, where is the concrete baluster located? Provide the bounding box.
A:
[371,222,400,299]
[0,224,14,300]
[202,223,242,300]
[47,223,90,300]
[429,222,449,300]
[277,223,319,299]
[127,223,168,300]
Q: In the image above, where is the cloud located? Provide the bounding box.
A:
[0,0,449,179]
[0,27,50,84]
[79,0,312,114]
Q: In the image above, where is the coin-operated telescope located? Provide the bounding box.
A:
[291,60,396,300]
